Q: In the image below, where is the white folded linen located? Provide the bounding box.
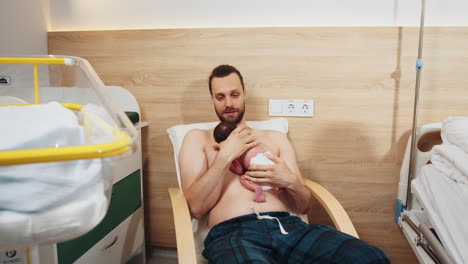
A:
[412,165,468,264]
[0,180,107,249]
[431,144,468,184]
[441,117,468,153]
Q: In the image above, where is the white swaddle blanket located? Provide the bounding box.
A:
[250,152,275,191]
[0,102,110,212]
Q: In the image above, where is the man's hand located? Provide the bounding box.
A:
[244,153,300,189]
[217,125,257,162]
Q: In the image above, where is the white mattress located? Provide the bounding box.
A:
[412,164,468,264]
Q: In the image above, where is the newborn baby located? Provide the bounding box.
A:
[213,121,275,203]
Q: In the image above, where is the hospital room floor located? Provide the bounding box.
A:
[146,246,178,264]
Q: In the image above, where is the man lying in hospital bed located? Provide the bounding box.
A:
[411,117,468,264]
[179,64,390,263]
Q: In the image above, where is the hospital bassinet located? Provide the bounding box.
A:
[0,56,138,250]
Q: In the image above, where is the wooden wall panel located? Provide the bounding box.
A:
[49,27,468,263]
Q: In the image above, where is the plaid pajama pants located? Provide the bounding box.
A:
[203,212,390,264]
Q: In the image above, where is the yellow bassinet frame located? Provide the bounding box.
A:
[0,57,134,165]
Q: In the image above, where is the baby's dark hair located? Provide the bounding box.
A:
[213,121,237,143]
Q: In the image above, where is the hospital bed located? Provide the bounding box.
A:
[0,56,146,263]
[396,118,468,264]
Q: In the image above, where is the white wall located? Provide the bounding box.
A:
[0,0,49,55]
[2,0,464,53]
[48,0,468,31]
[1,0,466,54]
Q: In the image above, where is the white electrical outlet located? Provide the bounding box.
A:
[269,99,314,117]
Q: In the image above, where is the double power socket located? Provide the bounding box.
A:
[268,99,314,117]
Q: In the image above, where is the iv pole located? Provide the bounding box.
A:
[405,0,426,209]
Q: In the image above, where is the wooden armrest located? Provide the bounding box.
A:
[168,188,197,264]
[304,179,359,238]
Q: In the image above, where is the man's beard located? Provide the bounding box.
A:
[216,105,245,125]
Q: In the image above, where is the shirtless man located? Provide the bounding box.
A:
[179,65,390,263]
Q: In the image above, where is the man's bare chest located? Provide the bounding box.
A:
[204,135,280,167]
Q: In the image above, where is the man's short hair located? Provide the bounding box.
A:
[209,65,244,95]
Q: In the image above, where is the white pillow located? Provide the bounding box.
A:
[441,117,468,153]
[167,118,288,187]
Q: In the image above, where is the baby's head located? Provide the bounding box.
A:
[213,121,237,143]
[214,121,266,170]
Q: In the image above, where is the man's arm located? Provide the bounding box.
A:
[274,132,311,214]
[245,131,311,214]
[179,126,256,219]
[179,129,229,219]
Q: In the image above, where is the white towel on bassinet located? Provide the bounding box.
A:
[0,102,105,212]
[0,180,107,249]
[0,101,85,150]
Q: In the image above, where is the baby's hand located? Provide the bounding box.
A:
[218,125,257,162]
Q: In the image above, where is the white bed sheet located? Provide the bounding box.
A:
[412,164,468,264]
